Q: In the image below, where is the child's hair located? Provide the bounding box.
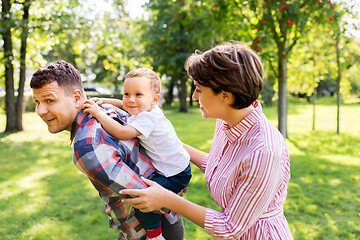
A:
[185,42,264,109]
[125,68,161,94]
[30,60,83,95]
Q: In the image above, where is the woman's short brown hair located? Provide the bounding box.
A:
[185,42,264,109]
[125,68,161,94]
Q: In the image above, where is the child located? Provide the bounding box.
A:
[83,68,191,240]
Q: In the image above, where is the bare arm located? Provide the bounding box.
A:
[90,97,124,109]
[83,100,140,140]
[183,144,207,169]
[121,178,207,228]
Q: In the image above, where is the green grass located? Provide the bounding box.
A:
[1,97,359,239]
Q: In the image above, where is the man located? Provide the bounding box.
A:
[31,60,184,240]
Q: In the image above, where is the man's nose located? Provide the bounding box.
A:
[36,103,48,116]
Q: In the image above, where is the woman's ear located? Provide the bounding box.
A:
[222,91,235,105]
[222,91,232,100]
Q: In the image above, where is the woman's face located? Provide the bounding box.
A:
[192,81,227,120]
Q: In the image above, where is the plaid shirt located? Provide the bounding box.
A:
[70,104,178,240]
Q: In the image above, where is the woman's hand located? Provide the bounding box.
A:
[120,177,171,212]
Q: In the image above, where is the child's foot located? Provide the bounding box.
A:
[147,234,165,240]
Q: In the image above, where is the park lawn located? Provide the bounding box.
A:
[0,98,359,239]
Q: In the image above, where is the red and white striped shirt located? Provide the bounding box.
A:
[202,100,293,239]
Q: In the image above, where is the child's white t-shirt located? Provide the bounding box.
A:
[127,105,190,177]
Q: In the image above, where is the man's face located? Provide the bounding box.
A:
[32,81,80,133]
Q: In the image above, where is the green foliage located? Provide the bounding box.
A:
[141,0,221,110]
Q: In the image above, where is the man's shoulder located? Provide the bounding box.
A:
[102,104,129,123]
[73,112,115,147]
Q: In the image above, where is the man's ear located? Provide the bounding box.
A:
[72,89,83,107]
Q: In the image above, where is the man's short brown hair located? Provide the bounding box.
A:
[30,60,83,95]
[185,42,264,109]
[125,68,161,94]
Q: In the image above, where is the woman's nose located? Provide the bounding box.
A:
[192,91,198,100]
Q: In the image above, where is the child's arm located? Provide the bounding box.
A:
[90,97,123,109]
[83,100,141,140]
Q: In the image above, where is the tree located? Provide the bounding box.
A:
[287,25,333,131]
[224,0,340,137]
[0,0,132,132]
[327,0,359,134]
[87,0,140,91]
[1,0,32,132]
[142,0,219,112]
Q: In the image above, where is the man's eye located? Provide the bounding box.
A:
[46,100,53,103]
[195,88,201,93]
[136,93,142,96]
[124,93,129,96]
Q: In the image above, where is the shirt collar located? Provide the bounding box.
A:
[222,100,262,143]
[70,110,86,144]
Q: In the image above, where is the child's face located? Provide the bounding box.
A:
[122,76,159,115]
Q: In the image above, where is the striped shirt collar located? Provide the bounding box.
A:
[221,100,262,143]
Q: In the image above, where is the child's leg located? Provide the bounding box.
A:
[151,164,192,194]
[136,175,178,239]
[137,166,191,239]
[135,209,162,239]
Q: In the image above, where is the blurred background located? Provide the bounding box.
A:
[1,0,359,136]
[1,1,360,239]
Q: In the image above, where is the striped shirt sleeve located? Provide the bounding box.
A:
[204,149,283,238]
[201,154,209,173]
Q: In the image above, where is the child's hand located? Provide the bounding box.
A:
[88,97,103,105]
[83,99,103,118]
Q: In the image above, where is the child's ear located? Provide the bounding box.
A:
[153,94,161,104]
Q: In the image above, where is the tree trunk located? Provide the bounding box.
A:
[16,0,31,131]
[165,80,174,105]
[179,75,188,113]
[2,0,17,132]
[335,33,341,135]
[312,60,316,131]
[189,80,195,107]
[277,53,288,138]
[312,89,317,131]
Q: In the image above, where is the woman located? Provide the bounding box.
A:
[120,42,293,239]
